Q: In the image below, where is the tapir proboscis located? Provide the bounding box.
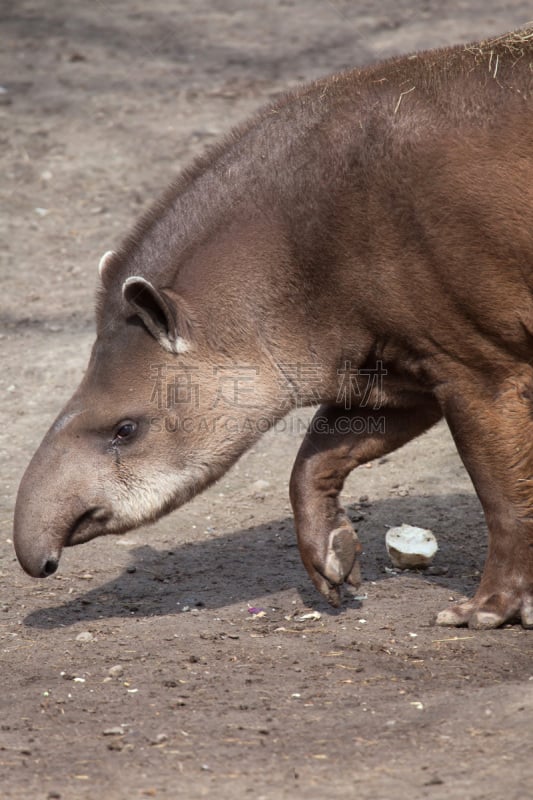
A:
[14,28,533,629]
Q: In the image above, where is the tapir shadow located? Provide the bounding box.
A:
[23,492,485,629]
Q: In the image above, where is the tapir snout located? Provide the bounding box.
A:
[14,420,109,577]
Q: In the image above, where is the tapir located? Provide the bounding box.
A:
[14,28,533,629]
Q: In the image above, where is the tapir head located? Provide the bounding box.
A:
[14,250,287,578]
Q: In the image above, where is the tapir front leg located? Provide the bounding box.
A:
[290,401,442,606]
[436,369,533,629]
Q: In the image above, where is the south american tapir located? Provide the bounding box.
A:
[14,28,533,629]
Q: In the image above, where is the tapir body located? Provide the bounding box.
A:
[14,29,533,629]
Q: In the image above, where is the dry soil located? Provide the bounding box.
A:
[1,2,533,799]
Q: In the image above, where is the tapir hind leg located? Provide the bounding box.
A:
[436,369,533,629]
[289,400,442,607]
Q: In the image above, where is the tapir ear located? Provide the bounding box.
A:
[98,250,116,279]
[122,276,190,354]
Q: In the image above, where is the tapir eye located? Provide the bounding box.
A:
[112,420,138,443]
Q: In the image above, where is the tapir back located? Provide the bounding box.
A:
[97,29,533,362]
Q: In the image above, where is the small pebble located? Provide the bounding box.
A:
[103,726,124,736]
[107,739,124,751]
[108,664,124,679]
[427,565,449,576]
[75,631,94,643]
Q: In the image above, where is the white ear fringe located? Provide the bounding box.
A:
[98,250,116,278]
[160,335,190,354]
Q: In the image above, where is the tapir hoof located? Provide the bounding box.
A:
[436,590,533,629]
[307,525,362,608]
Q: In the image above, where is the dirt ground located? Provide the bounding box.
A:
[1,2,533,798]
